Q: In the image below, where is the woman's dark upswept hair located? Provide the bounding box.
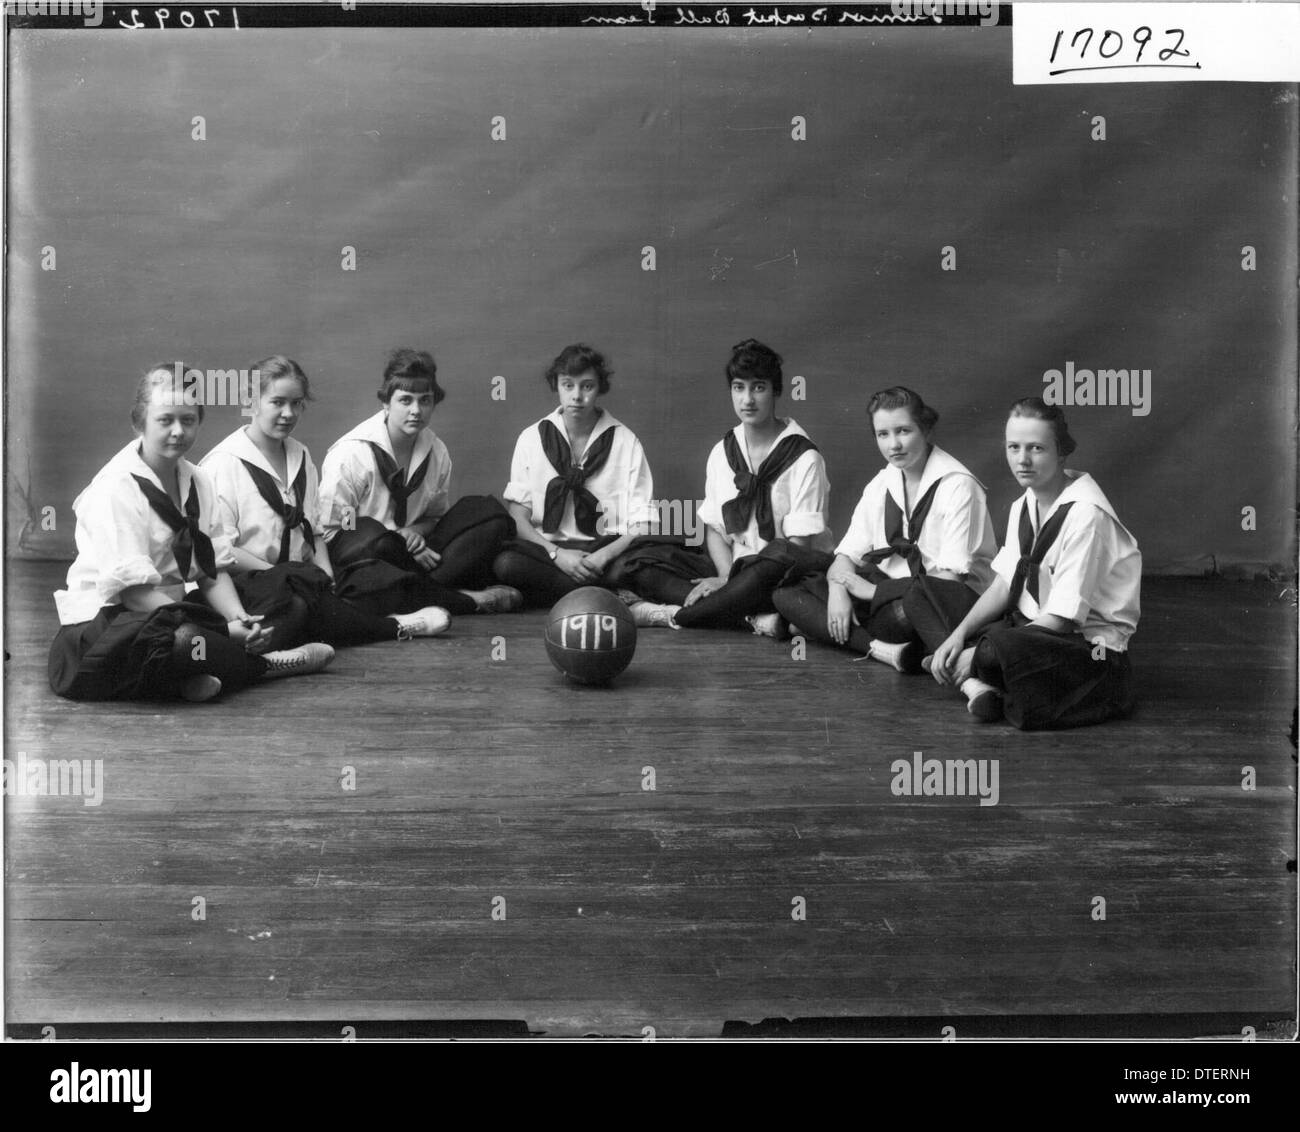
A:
[725,339,783,395]
[379,347,446,407]
[866,386,939,434]
[544,343,613,394]
[1008,396,1077,457]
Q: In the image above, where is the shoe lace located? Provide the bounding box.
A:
[266,649,304,671]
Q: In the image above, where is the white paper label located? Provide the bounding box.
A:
[1013,2,1300,84]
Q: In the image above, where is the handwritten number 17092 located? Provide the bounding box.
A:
[117,7,240,28]
[1048,27,1195,73]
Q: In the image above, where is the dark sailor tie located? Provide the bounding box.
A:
[863,480,942,577]
[364,442,429,529]
[239,457,316,564]
[131,474,218,581]
[720,430,819,542]
[1007,501,1076,608]
[539,418,616,537]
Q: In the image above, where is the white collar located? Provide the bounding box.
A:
[544,407,620,455]
[885,443,981,510]
[211,427,303,485]
[334,409,436,468]
[728,418,808,472]
[1022,470,1124,531]
[99,439,197,501]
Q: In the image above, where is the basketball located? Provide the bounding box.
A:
[544,587,637,685]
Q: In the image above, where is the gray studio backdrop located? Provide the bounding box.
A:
[7,26,1297,573]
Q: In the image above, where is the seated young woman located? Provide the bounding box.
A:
[928,397,1141,729]
[490,343,679,626]
[201,355,457,645]
[317,348,521,624]
[773,386,996,671]
[49,362,334,703]
[624,339,833,636]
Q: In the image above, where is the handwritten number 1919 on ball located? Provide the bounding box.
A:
[561,613,620,651]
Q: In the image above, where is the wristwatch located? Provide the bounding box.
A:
[546,543,559,561]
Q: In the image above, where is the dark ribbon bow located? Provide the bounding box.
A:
[539,418,616,536]
[720,431,818,542]
[1007,501,1075,608]
[365,442,429,529]
[239,457,316,564]
[863,479,942,577]
[131,473,218,581]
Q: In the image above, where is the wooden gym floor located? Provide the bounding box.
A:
[3,559,1296,1038]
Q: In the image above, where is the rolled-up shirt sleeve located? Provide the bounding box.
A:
[93,486,164,605]
[317,445,364,540]
[623,437,657,528]
[200,485,238,574]
[781,451,829,538]
[1040,506,1107,627]
[697,447,727,536]
[502,430,534,512]
[203,454,244,553]
[991,543,1019,581]
[930,476,989,577]
[834,486,877,565]
[425,449,451,524]
[991,502,1022,581]
[206,531,238,574]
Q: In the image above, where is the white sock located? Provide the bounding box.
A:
[960,677,1000,702]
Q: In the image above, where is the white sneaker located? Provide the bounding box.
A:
[630,601,680,629]
[868,638,923,673]
[261,642,336,679]
[745,612,788,640]
[391,606,452,640]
